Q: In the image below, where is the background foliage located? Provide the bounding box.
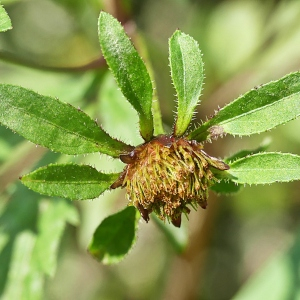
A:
[1,0,300,299]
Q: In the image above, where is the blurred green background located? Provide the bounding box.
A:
[1,0,300,299]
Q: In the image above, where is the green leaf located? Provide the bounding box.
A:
[226,152,300,184]
[211,140,271,194]
[98,72,142,145]
[210,179,241,194]
[232,227,300,300]
[0,5,12,32]
[98,12,154,141]
[152,214,188,254]
[88,206,139,264]
[0,84,132,157]
[169,30,204,136]
[32,199,79,277]
[2,231,37,300]
[20,163,120,200]
[188,72,300,141]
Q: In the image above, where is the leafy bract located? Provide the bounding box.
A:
[189,72,300,141]
[88,206,139,264]
[0,84,132,157]
[98,12,154,141]
[20,163,120,200]
[226,152,300,184]
[0,5,12,32]
[169,30,204,136]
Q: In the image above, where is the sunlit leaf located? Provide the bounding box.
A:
[98,12,154,141]
[225,138,271,163]
[169,30,204,136]
[189,72,300,141]
[88,206,139,264]
[0,5,12,32]
[0,84,132,157]
[226,152,300,184]
[212,140,271,194]
[20,163,120,200]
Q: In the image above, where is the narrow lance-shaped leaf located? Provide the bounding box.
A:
[189,72,300,141]
[88,206,140,264]
[0,84,133,157]
[226,152,300,185]
[20,163,120,200]
[211,140,271,194]
[98,12,154,141]
[169,30,204,136]
[0,5,12,32]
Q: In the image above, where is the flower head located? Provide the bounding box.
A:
[111,135,229,227]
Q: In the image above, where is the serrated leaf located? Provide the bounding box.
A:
[20,163,120,200]
[212,140,271,194]
[0,84,132,157]
[98,12,154,141]
[88,206,140,264]
[189,72,300,141]
[210,179,241,194]
[224,139,271,163]
[169,30,204,136]
[226,152,300,184]
[0,5,12,32]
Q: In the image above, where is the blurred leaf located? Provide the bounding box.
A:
[0,5,12,32]
[0,185,39,296]
[0,84,132,157]
[169,30,204,136]
[98,72,142,145]
[98,12,154,141]
[21,163,120,200]
[88,206,140,264]
[32,199,79,277]
[232,228,300,300]
[189,72,300,141]
[226,152,300,184]
[152,214,188,253]
[206,1,263,78]
[0,234,9,253]
[2,231,37,300]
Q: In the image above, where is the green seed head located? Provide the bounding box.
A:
[112,135,229,227]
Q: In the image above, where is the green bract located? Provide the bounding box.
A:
[0,11,300,264]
